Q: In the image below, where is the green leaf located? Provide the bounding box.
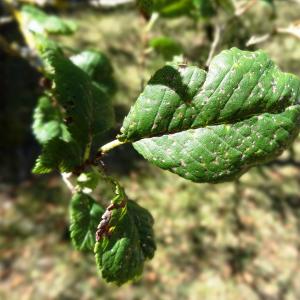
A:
[19,5,76,36]
[33,35,114,173]
[32,138,82,174]
[32,94,83,174]
[70,50,117,95]
[32,95,69,144]
[153,0,194,17]
[95,200,156,285]
[70,193,104,252]
[77,169,102,193]
[149,36,183,60]
[119,48,300,183]
[36,37,115,157]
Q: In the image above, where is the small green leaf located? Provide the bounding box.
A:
[95,200,156,285]
[70,193,104,251]
[77,169,102,192]
[19,5,76,35]
[149,36,183,60]
[119,48,300,183]
[70,50,117,95]
[32,95,69,144]
[32,138,82,174]
[153,0,194,17]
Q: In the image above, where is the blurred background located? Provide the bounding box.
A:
[1,0,300,299]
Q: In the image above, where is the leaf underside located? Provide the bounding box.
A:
[119,48,300,183]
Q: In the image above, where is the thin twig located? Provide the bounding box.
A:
[61,172,77,194]
[246,33,272,47]
[100,139,125,154]
[235,0,258,17]
[206,24,221,67]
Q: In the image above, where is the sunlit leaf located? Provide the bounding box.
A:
[119,48,300,183]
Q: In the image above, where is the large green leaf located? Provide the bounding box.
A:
[70,193,105,252]
[95,200,156,285]
[119,48,300,183]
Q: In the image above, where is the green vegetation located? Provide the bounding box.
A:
[1,0,300,298]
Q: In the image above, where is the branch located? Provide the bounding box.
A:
[61,172,77,194]
[246,33,272,47]
[235,0,258,17]
[265,158,300,169]
[99,139,125,154]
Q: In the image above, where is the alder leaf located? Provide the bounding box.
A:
[16,5,76,50]
[18,5,76,36]
[32,95,68,144]
[37,38,115,148]
[70,193,105,252]
[70,50,116,95]
[95,200,156,285]
[119,48,300,183]
[32,138,82,174]
[32,37,115,173]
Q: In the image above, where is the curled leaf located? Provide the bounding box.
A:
[95,200,156,285]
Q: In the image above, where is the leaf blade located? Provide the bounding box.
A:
[119,48,300,182]
[70,193,105,252]
[94,200,156,285]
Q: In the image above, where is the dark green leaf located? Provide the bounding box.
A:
[36,37,115,160]
[95,200,156,285]
[32,138,82,174]
[119,48,300,183]
[34,35,114,173]
[70,193,104,252]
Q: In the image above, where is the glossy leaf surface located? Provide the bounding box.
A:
[119,48,300,182]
